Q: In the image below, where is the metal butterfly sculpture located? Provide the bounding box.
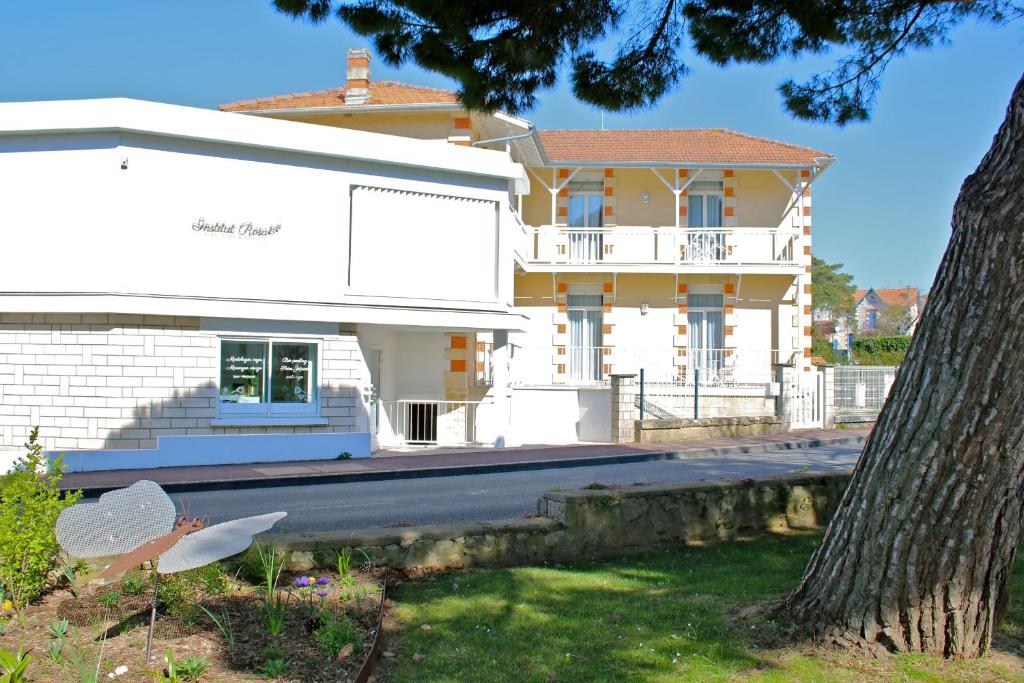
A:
[56,480,286,658]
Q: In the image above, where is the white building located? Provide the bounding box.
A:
[0,98,527,471]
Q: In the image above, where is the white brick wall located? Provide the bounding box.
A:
[0,314,364,452]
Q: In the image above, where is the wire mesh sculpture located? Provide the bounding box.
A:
[56,480,286,659]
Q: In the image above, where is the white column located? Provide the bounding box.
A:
[491,329,512,447]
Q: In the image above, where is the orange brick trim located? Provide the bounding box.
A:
[677,283,688,294]
[476,361,485,372]
[678,169,687,178]
[724,169,734,178]
[556,324,566,334]
[677,348,688,356]
[603,302,612,313]
[804,326,813,336]
[805,266,813,274]
[450,359,467,372]
[604,205,613,216]
[803,245,812,255]
[803,206,812,216]
[678,206,688,216]
[724,283,736,294]
[677,325,687,334]
[803,348,813,358]
[557,346,566,355]
[557,303,567,313]
[602,324,613,335]
[556,282,568,293]
[450,335,467,350]
[349,56,370,69]
[724,187,734,197]
[724,325,735,336]
[603,282,614,293]
[724,207,735,217]
[801,169,811,178]
[803,284,812,295]
[804,305,813,315]
[556,363,566,374]
[558,168,569,178]
[677,304,688,313]
[604,168,615,178]
[724,304,734,314]
[453,117,471,129]
[603,363,613,375]
[558,188,568,197]
[604,186,614,197]
[451,141,470,146]
[557,206,568,217]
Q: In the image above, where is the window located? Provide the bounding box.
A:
[687,181,724,228]
[687,292,725,383]
[567,292,604,382]
[219,339,318,416]
[567,180,604,262]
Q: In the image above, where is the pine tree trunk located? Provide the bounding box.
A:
[785,73,1024,658]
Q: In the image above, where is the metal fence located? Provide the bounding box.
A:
[380,400,487,445]
[834,365,898,415]
[638,367,779,420]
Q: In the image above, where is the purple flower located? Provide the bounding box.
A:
[316,576,330,586]
[293,576,311,588]
[316,589,329,599]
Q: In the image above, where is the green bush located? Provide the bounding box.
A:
[853,335,911,355]
[0,427,81,606]
[159,563,230,627]
[314,613,363,659]
[811,338,839,365]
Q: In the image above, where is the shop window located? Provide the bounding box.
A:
[219,339,318,416]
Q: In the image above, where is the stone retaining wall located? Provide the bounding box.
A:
[273,471,852,572]
[633,415,783,443]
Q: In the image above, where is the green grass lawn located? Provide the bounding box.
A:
[382,532,1024,682]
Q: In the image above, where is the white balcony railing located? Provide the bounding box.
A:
[521,226,799,268]
[380,399,491,446]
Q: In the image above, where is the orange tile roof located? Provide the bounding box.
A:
[854,289,869,304]
[219,81,460,112]
[875,287,919,307]
[538,129,831,166]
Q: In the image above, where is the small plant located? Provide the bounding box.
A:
[160,564,228,628]
[0,427,82,606]
[175,655,208,682]
[196,604,234,649]
[150,649,182,683]
[292,575,331,617]
[336,451,352,460]
[97,590,121,608]
[46,639,63,663]
[47,618,70,640]
[121,570,146,596]
[263,595,286,637]
[61,563,82,597]
[257,657,287,680]
[313,613,363,659]
[262,644,285,661]
[0,646,33,683]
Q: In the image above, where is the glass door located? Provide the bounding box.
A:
[568,181,604,262]
[687,180,725,263]
[687,293,725,384]
[567,293,604,382]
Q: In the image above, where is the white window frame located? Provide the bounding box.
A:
[687,180,724,229]
[217,336,322,418]
[686,286,725,383]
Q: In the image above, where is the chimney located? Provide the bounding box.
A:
[345,48,371,105]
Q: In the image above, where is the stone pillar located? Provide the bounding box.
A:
[775,364,796,425]
[491,330,512,448]
[610,373,638,443]
[820,365,836,429]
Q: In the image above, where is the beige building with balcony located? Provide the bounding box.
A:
[221,48,834,441]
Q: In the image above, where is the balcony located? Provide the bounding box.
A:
[519,226,802,273]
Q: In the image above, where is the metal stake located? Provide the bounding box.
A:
[145,569,159,661]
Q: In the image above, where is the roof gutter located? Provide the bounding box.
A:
[229,102,465,116]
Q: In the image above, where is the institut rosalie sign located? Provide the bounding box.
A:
[192,218,282,239]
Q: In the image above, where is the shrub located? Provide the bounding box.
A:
[0,427,81,606]
[313,613,363,658]
[159,563,229,627]
[853,335,911,356]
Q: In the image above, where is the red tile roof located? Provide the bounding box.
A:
[854,289,869,304]
[219,81,460,112]
[875,287,919,307]
[538,129,831,166]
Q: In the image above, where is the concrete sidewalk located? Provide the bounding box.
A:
[61,427,870,496]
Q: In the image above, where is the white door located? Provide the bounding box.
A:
[687,180,726,263]
[687,292,725,383]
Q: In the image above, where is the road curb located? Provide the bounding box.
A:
[71,432,867,497]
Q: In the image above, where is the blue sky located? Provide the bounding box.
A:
[3,2,1021,290]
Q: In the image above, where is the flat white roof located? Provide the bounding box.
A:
[0,97,526,183]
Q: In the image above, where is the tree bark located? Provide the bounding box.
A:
[785,72,1024,658]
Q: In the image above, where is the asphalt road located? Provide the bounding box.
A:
[139,443,861,534]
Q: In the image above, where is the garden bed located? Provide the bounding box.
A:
[0,550,386,682]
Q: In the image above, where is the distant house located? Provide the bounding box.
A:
[855,287,922,335]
